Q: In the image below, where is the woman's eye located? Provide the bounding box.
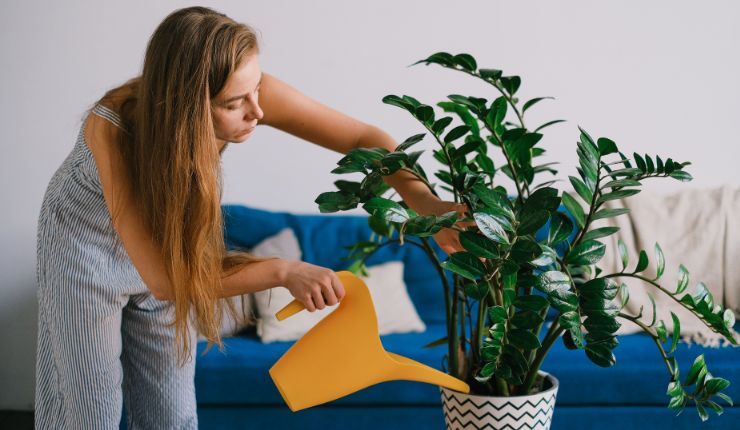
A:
[226,105,239,111]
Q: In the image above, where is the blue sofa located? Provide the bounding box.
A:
[194,204,739,430]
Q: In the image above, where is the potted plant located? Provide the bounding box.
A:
[314,51,736,428]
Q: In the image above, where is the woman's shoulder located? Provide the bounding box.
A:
[96,78,138,112]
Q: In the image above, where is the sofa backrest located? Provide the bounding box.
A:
[222,204,453,324]
[222,204,577,326]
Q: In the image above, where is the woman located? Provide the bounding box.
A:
[35,6,466,429]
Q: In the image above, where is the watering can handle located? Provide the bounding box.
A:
[276,299,305,321]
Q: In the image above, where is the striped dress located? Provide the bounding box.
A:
[34,104,198,429]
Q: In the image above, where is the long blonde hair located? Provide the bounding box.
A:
[98,6,272,365]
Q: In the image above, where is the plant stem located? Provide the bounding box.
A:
[618,312,674,375]
[603,273,688,315]
[399,167,439,198]
[522,321,563,393]
[567,161,604,254]
[495,377,510,396]
[450,274,460,378]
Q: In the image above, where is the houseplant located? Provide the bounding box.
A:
[314,51,736,426]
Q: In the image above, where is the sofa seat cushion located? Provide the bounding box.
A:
[195,323,739,406]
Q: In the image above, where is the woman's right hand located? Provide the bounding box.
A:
[281,261,345,312]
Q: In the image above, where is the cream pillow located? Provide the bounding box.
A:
[198,228,302,340]
[252,228,427,343]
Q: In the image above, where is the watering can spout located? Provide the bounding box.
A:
[269,271,470,412]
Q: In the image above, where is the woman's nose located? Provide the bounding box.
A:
[245,100,264,121]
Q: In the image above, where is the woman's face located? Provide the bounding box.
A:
[211,52,263,148]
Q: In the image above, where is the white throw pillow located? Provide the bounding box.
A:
[252,228,426,343]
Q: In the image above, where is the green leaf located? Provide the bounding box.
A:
[536,271,577,312]
[510,238,543,264]
[315,191,360,213]
[585,343,617,367]
[704,377,730,395]
[634,153,647,172]
[362,197,409,223]
[500,76,522,95]
[684,354,706,386]
[656,320,667,343]
[397,133,426,151]
[479,68,502,80]
[592,207,630,221]
[724,309,736,329]
[669,312,681,354]
[676,264,689,294]
[548,212,574,245]
[464,281,489,300]
[619,282,629,309]
[635,250,649,273]
[368,213,393,237]
[534,119,567,133]
[522,96,554,113]
[441,252,485,281]
[618,239,629,271]
[444,125,470,143]
[508,329,542,349]
[517,209,550,235]
[453,53,477,71]
[597,189,641,205]
[669,170,693,182]
[488,305,508,323]
[382,94,414,111]
[602,178,641,188]
[567,240,606,265]
[705,400,724,416]
[474,212,510,244]
[597,137,618,156]
[531,244,558,267]
[423,336,448,349]
[431,117,453,136]
[582,226,620,242]
[511,310,545,329]
[412,52,454,67]
[414,105,435,125]
[696,403,709,422]
[459,231,499,259]
[569,176,593,204]
[715,392,734,406]
[561,192,586,228]
[472,185,515,219]
[437,101,480,135]
[655,243,666,279]
[515,295,549,312]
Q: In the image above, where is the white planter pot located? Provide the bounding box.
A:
[440,372,559,430]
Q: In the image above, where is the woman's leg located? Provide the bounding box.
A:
[34,275,128,429]
[120,292,198,430]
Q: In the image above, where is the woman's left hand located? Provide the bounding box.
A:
[415,199,474,255]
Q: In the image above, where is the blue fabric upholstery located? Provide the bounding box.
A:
[194,204,739,429]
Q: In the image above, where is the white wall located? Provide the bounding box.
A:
[1,0,738,410]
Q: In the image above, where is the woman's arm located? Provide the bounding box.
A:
[259,73,468,253]
[259,73,444,210]
[220,259,344,312]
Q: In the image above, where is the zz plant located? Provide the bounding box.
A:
[314,51,736,421]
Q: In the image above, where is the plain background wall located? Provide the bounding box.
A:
[1,0,738,410]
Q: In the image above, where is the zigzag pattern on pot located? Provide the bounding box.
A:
[445,416,552,430]
[441,390,556,411]
[441,390,557,430]
[443,404,554,423]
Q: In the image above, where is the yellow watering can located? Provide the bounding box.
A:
[269,270,470,412]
